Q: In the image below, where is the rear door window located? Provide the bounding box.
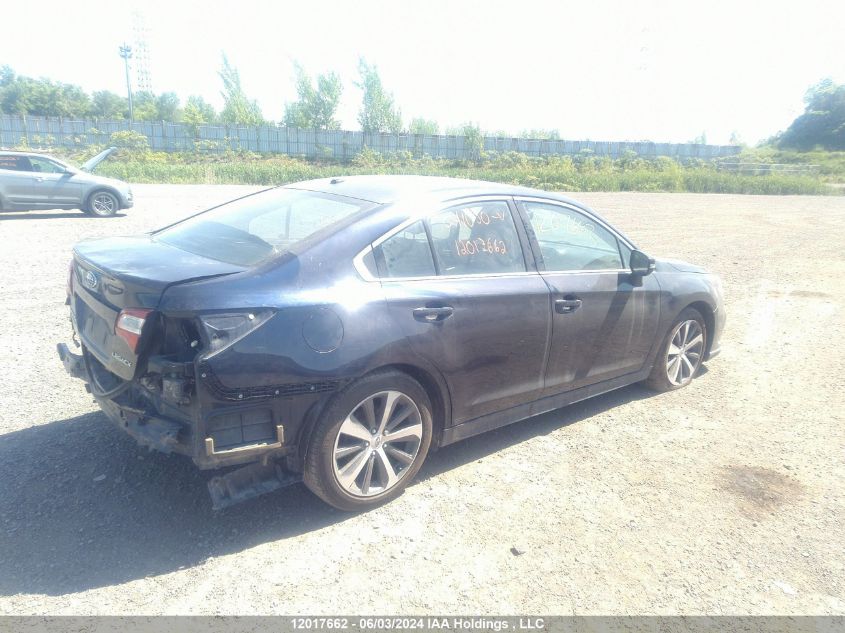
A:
[0,155,30,171]
[427,200,525,275]
[370,200,527,280]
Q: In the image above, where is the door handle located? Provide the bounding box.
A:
[34,176,45,182]
[554,298,582,314]
[413,306,454,322]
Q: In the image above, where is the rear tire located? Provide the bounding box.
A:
[644,307,707,392]
[86,190,119,217]
[303,370,433,511]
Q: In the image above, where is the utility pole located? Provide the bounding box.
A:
[119,43,134,122]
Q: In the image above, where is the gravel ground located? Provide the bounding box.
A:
[0,185,843,615]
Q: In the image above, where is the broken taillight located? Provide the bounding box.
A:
[115,308,154,352]
[66,260,74,297]
[198,310,275,354]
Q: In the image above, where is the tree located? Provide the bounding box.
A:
[283,62,342,129]
[520,129,561,140]
[219,53,264,126]
[183,95,216,126]
[690,131,707,145]
[122,91,181,121]
[779,78,845,151]
[90,90,127,119]
[0,77,31,114]
[461,123,484,159]
[132,91,159,121]
[355,59,402,134]
[0,65,13,87]
[0,73,91,117]
[155,92,181,121]
[408,117,439,135]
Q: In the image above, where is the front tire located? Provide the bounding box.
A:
[303,371,433,511]
[86,190,119,217]
[644,307,707,392]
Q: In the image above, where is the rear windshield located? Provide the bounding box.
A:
[154,188,370,266]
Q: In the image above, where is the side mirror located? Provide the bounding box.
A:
[630,250,655,276]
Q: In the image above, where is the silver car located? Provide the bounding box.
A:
[0,148,133,217]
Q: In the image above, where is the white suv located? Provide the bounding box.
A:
[0,147,132,216]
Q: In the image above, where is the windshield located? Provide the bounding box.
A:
[154,188,370,267]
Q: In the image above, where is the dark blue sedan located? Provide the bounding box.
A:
[58,176,724,510]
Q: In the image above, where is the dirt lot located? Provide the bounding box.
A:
[0,186,843,615]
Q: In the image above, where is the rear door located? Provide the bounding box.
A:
[515,198,660,393]
[375,198,552,425]
[0,155,37,206]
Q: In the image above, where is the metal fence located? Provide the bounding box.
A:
[716,162,820,175]
[0,114,742,161]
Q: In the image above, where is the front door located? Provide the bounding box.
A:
[377,199,552,425]
[27,155,83,207]
[516,198,660,393]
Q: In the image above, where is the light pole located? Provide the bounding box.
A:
[119,43,134,122]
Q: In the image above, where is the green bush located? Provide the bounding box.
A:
[109,129,150,151]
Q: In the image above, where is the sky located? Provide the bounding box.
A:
[1,0,843,145]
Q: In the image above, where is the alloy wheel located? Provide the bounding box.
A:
[666,319,704,386]
[332,390,423,497]
[91,193,116,215]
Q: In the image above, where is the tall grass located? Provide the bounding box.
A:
[48,146,839,195]
[728,147,845,183]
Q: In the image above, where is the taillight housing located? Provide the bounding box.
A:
[198,310,275,355]
[115,308,154,352]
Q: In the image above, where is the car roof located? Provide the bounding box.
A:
[285,175,638,250]
[285,174,582,206]
[0,150,57,158]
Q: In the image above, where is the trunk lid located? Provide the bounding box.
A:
[71,235,245,380]
[80,146,117,173]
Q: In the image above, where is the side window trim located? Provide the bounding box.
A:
[353,196,539,282]
[513,197,635,274]
[505,196,538,273]
[421,220,442,276]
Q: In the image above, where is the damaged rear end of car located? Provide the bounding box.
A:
[58,239,288,464]
[57,187,377,509]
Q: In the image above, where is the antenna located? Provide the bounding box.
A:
[131,9,153,93]
[119,43,134,121]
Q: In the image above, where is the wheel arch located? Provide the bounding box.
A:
[293,361,451,470]
[684,300,716,358]
[85,186,122,212]
[379,362,450,451]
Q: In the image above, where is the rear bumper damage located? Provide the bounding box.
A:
[57,343,87,381]
[97,397,187,455]
[57,340,302,508]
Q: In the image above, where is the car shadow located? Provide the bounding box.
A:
[0,383,655,597]
[0,211,127,220]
